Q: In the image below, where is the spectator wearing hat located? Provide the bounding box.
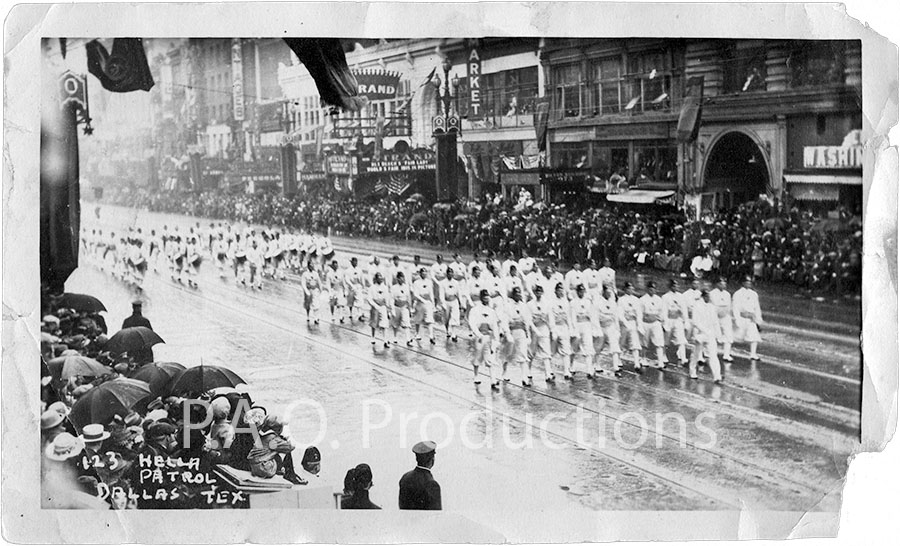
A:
[41,409,67,448]
[301,446,321,476]
[247,415,306,485]
[341,463,380,510]
[399,441,441,510]
[122,301,153,330]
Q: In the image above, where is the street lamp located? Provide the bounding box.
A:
[432,56,460,201]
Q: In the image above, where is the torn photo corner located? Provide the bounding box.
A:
[3,1,898,543]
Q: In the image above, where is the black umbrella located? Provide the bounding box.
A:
[105,327,165,356]
[47,354,110,380]
[69,378,151,430]
[131,361,186,397]
[169,364,247,395]
[60,293,107,313]
[409,212,428,226]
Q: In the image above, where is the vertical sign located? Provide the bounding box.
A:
[467,47,482,119]
[231,38,245,121]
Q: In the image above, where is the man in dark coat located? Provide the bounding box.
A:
[398,440,441,510]
[122,301,153,330]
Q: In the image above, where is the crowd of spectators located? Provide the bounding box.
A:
[94,186,862,294]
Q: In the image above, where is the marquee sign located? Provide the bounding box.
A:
[231,39,245,121]
[803,129,863,169]
[467,47,482,119]
[358,149,436,173]
[325,155,354,176]
[351,69,401,101]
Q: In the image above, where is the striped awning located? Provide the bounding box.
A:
[789,184,840,201]
[607,190,676,204]
[784,172,862,186]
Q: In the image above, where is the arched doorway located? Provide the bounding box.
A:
[703,131,770,210]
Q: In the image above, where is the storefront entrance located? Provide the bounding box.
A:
[703,131,770,209]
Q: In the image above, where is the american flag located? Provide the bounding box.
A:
[387,173,411,196]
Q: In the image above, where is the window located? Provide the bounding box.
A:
[590,56,623,115]
[552,63,583,118]
[552,142,589,169]
[591,144,629,180]
[633,142,677,184]
[789,41,845,87]
[482,66,539,120]
[625,50,672,113]
[723,43,767,93]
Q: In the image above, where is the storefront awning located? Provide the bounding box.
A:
[789,184,840,201]
[500,172,540,186]
[607,190,676,204]
[784,172,862,186]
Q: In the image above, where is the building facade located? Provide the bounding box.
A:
[540,39,862,213]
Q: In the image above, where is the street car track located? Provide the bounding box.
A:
[143,269,844,508]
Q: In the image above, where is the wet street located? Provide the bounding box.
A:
[73,204,862,535]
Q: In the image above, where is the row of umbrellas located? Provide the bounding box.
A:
[66,363,248,430]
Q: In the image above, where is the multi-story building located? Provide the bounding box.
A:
[540,38,862,212]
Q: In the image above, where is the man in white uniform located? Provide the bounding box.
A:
[732,276,763,361]
[662,279,690,366]
[390,272,413,346]
[367,272,391,348]
[326,260,347,323]
[411,268,437,344]
[618,282,643,373]
[570,284,597,379]
[438,266,464,342]
[593,285,622,376]
[528,285,555,382]
[709,277,734,362]
[639,281,667,370]
[301,260,323,324]
[689,289,723,383]
[550,283,574,379]
[468,290,501,389]
[504,287,534,386]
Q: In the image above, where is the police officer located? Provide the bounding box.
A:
[398,441,442,510]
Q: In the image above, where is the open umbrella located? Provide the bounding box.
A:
[432,202,453,211]
[453,213,470,222]
[69,378,151,429]
[169,364,247,396]
[763,218,786,229]
[407,193,425,202]
[409,212,428,226]
[47,354,110,380]
[105,327,164,356]
[131,361,186,397]
[59,293,107,313]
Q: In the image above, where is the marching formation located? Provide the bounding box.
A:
[82,221,765,390]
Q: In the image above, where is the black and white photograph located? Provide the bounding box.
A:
[3,2,899,543]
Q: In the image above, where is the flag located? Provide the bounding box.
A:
[387,173,412,196]
[533,100,550,151]
[374,178,388,195]
[85,38,154,93]
[283,38,367,112]
[501,155,520,170]
[677,76,704,142]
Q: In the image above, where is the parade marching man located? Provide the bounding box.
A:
[213,233,229,279]
[689,289,723,383]
[232,235,247,285]
[503,265,524,300]
[390,272,413,346]
[504,287,534,386]
[662,278,690,366]
[529,284,555,382]
[438,266,465,342]
[570,284,597,379]
[710,277,735,362]
[326,259,347,323]
[344,257,367,322]
[618,282,644,373]
[367,272,391,348]
[550,283,575,379]
[639,281,667,370]
[185,236,202,288]
[593,284,622,376]
[247,237,265,290]
[466,266,488,320]
[598,258,616,292]
[389,255,405,286]
[412,267,437,345]
[565,262,585,300]
[468,289,501,389]
[732,276,763,361]
[301,261,323,324]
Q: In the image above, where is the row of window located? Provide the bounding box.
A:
[552,141,678,184]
